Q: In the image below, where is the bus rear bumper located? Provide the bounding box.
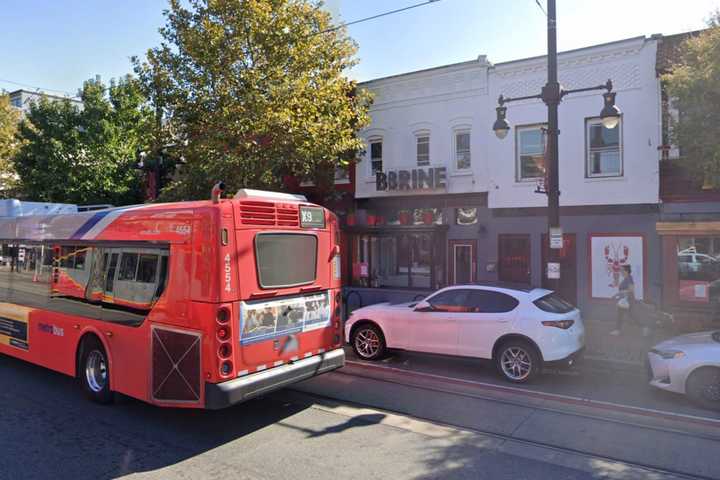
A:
[204,348,345,409]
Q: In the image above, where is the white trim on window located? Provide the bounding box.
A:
[585,117,623,178]
[453,129,471,171]
[414,130,430,166]
[515,124,546,182]
[366,136,383,178]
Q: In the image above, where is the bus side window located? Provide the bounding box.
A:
[136,254,158,283]
[74,248,86,270]
[118,253,138,281]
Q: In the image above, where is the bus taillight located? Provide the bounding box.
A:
[220,361,233,377]
[217,307,230,324]
[217,325,230,342]
[218,343,232,359]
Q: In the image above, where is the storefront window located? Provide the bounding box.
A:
[349,232,441,289]
[677,237,720,304]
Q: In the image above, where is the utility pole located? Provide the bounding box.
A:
[544,0,561,291]
[492,0,621,294]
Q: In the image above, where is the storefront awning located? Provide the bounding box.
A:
[656,221,720,235]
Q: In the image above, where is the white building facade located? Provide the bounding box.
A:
[345,36,663,313]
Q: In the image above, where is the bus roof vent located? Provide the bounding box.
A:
[234,189,307,202]
[238,201,300,227]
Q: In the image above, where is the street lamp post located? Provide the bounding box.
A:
[492,0,620,291]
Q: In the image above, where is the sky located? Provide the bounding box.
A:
[1,0,718,98]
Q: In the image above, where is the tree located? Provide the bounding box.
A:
[14,77,153,205]
[663,13,720,187]
[0,94,22,196]
[133,0,372,200]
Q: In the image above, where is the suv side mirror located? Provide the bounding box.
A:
[414,300,434,312]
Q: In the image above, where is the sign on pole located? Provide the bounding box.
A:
[547,262,560,280]
[550,227,563,249]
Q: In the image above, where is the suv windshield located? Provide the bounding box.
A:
[533,293,575,314]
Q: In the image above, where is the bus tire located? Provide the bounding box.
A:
[78,336,114,404]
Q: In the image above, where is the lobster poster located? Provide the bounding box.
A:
[590,235,644,300]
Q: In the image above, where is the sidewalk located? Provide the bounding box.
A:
[582,318,673,372]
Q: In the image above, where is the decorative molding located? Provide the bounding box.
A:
[366,66,489,107]
[496,61,641,99]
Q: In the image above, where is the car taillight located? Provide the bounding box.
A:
[542,320,574,329]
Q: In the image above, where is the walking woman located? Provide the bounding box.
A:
[610,265,634,336]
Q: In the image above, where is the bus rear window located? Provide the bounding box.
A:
[533,293,575,314]
[256,234,317,288]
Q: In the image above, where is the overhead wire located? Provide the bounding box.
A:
[0,78,77,98]
[316,0,443,35]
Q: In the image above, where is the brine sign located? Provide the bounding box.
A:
[376,167,447,191]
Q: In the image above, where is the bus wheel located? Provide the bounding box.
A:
[79,337,114,404]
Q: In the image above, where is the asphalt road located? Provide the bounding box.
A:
[1,350,718,480]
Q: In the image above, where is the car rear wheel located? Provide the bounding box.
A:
[686,367,720,410]
[495,341,541,383]
[351,324,386,361]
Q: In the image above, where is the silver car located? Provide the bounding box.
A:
[647,330,720,409]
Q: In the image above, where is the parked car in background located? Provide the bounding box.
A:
[678,252,720,275]
[345,283,585,383]
[647,331,720,409]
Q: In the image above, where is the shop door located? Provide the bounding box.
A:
[541,233,577,305]
[448,240,477,285]
[498,235,531,284]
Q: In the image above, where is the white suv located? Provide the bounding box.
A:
[345,284,585,383]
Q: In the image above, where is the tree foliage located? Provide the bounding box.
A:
[133,0,372,200]
[663,14,720,187]
[0,94,22,196]
[14,77,153,205]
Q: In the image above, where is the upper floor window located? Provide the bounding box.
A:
[416,135,430,166]
[455,131,471,170]
[334,165,350,184]
[369,140,383,175]
[516,125,546,181]
[587,118,622,177]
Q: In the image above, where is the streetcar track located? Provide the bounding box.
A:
[334,367,720,443]
[297,368,720,480]
[344,359,720,427]
[296,387,715,480]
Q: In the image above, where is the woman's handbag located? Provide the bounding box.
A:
[617,297,630,309]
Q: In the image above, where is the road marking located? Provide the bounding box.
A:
[344,360,720,428]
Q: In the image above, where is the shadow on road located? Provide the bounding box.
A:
[278,412,386,438]
[0,354,311,480]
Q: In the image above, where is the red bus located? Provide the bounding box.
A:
[0,186,344,409]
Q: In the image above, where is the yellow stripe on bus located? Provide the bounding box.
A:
[0,302,34,322]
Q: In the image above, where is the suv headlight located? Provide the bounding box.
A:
[651,348,686,360]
